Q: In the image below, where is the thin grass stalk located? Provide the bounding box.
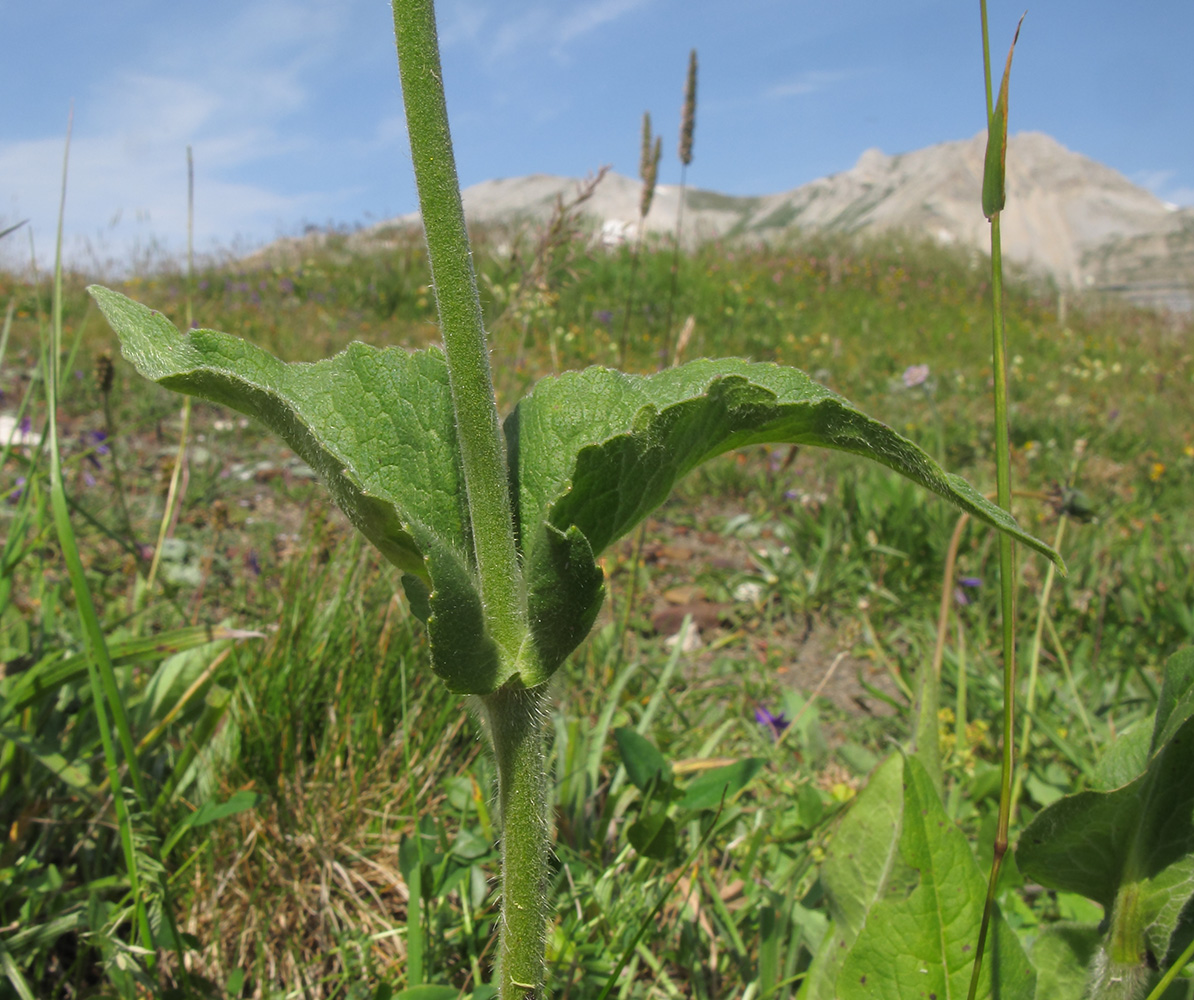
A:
[186,145,194,332]
[661,49,696,369]
[618,114,660,368]
[145,149,198,599]
[968,5,1019,995]
[1141,898,1194,998]
[1009,515,1067,822]
[144,399,191,597]
[918,510,971,795]
[42,110,156,978]
[1042,614,1096,747]
[96,352,138,549]
[0,300,14,371]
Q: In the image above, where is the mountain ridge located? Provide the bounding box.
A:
[265,132,1193,312]
[436,131,1191,311]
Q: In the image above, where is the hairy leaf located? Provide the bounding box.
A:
[508,360,1060,565]
[838,757,1034,999]
[89,287,505,692]
[799,754,905,1000]
[1030,924,1102,1000]
[509,361,1062,676]
[1018,647,1194,977]
[95,288,1063,693]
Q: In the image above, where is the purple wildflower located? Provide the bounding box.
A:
[595,309,613,325]
[755,705,789,738]
[954,576,982,606]
[19,416,31,435]
[84,429,109,469]
[246,550,262,576]
[8,476,25,504]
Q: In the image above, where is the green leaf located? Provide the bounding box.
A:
[627,810,677,860]
[90,286,458,577]
[838,756,1035,999]
[676,758,765,812]
[1031,924,1102,1000]
[1153,647,1194,751]
[0,723,96,792]
[509,362,1062,679]
[1092,722,1150,791]
[393,987,459,1000]
[188,789,262,828]
[982,15,1023,219]
[96,287,1064,695]
[0,624,261,722]
[1018,647,1194,981]
[162,790,262,855]
[614,727,672,792]
[799,755,905,1000]
[89,286,505,694]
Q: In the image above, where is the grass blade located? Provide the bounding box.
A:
[42,107,157,978]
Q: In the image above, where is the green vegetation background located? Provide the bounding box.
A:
[2,225,1192,996]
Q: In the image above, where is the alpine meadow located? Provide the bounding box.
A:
[2,2,1193,999]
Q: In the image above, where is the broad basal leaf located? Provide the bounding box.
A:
[1030,924,1102,1000]
[90,287,504,693]
[838,756,1035,999]
[799,754,906,1000]
[96,289,1064,694]
[508,360,1063,678]
[1018,647,1194,980]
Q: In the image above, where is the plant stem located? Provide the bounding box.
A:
[392,4,549,993]
[481,685,551,999]
[969,5,1018,995]
[392,0,526,659]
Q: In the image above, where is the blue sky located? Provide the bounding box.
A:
[2,0,1191,270]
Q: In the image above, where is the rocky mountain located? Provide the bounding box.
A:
[426,132,1191,312]
[255,132,1189,311]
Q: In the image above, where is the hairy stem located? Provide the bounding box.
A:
[392,0,526,658]
[392,5,548,993]
[481,686,551,999]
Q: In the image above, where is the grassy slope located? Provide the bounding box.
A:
[1,229,1191,996]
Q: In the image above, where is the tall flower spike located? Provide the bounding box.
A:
[640,135,662,220]
[679,49,697,167]
[639,112,653,184]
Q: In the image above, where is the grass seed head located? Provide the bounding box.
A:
[640,135,662,219]
[679,49,698,167]
[639,111,653,182]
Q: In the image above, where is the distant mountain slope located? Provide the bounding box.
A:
[432,132,1190,309]
[250,132,1189,311]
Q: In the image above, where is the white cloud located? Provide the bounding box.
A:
[2,0,358,270]
[1132,168,1194,207]
[556,0,652,46]
[765,70,849,100]
[438,0,653,63]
